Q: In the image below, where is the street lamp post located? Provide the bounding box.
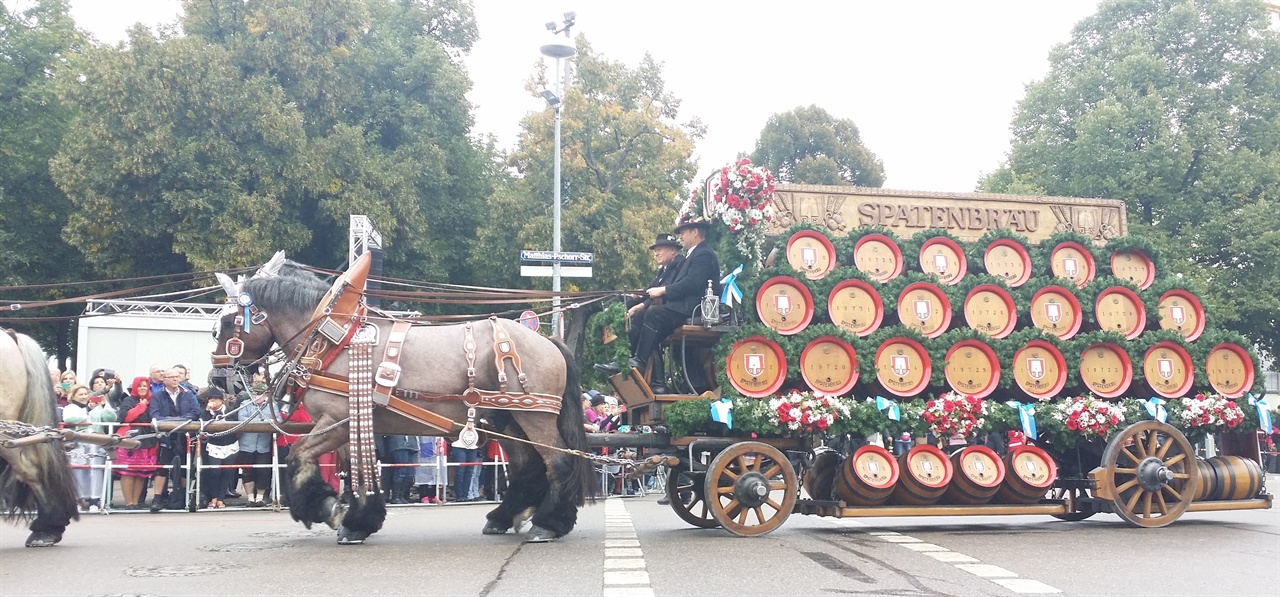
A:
[541,12,576,339]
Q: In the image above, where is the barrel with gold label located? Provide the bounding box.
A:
[1194,456,1264,501]
[853,233,904,283]
[799,336,859,395]
[725,336,787,398]
[1049,241,1096,288]
[1157,289,1205,341]
[755,276,814,335]
[1143,341,1194,398]
[836,445,900,506]
[1030,285,1083,339]
[1204,342,1255,399]
[983,239,1032,287]
[918,237,967,286]
[1094,286,1145,340]
[827,279,884,337]
[875,337,932,398]
[944,340,1000,399]
[896,282,952,338]
[996,446,1057,504]
[1110,249,1155,289]
[786,230,838,280]
[944,446,1006,505]
[963,284,1017,338]
[891,445,953,505]
[1078,342,1133,399]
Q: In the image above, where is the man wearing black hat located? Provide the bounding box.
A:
[597,220,720,392]
[620,233,686,391]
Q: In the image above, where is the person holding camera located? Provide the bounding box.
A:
[62,384,117,511]
[113,376,158,509]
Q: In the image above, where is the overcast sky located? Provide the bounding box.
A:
[61,0,1103,193]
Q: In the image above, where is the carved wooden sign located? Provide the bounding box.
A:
[769,185,1127,243]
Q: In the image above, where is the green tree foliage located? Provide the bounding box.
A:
[472,37,701,292]
[750,105,885,187]
[982,0,1280,356]
[51,0,492,280]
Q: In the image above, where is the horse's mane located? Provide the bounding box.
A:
[240,261,330,315]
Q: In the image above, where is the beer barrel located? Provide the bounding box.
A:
[944,339,1000,399]
[944,446,1006,505]
[1030,286,1083,339]
[1196,456,1264,501]
[1079,342,1133,399]
[1143,341,1194,399]
[1205,342,1255,399]
[1013,340,1069,400]
[984,239,1033,287]
[919,237,967,286]
[875,337,932,398]
[1049,241,1096,288]
[755,276,814,335]
[836,445,900,506]
[963,284,1017,338]
[725,336,787,398]
[1094,286,1146,340]
[854,234,904,283]
[1157,289,1205,341]
[1110,249,1155,289]
[800,336,859,395]
[786,230,837,280]
[827,279,884,337]
[896,282,952,338]
[995,446,1057,504]
[803,449,841,501]
[890,444,953,505]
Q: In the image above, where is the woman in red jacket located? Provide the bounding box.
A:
[113,377,158,509]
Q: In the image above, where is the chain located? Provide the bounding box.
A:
[0,419,54,437]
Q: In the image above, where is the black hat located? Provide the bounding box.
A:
[673,219,711,234]
[649,233,680,250]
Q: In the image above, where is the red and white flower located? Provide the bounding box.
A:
[1054,395,1125,438]
[1180,393,1245,429]
[921,391,987,439]
[767,389,849,434]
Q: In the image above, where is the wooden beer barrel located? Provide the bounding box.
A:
[1094,286,1146,340]
[755,276,814,335]
[1110,249,1155,289]
[896,282,952,338]
[963,284,1017,338]
[1157,289,1205,341]
[1049,241,1096,288]
[804,449,841,501]
[1205,342,1255,399]
[1197,456,1264,501]
[800,336,859,395]
[984,239,1032,287]
[1143,341,1194,398]
[854,234,904,283]
[944,340,1000,399]
[875,337,932,397]
[786,230,838,280]
[919,237,967,286]
[827,279,884,337]
[836,445,900,506]
[944,446,1006,505]
[891,445,952,505]
[725,336,787,398]
[1192,458,1215,501]
[996,446,1057,504]
[1030,286,1083,339]
[1013,340,1069,400]
[1079,342,1133,398]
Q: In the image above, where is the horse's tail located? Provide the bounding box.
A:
[552,337,596,506]
[0,332,79,523]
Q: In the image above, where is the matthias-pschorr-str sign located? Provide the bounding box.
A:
[520,250,594,264]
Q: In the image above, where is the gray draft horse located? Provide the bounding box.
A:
[211,256,594,544]
[0,330,79,547]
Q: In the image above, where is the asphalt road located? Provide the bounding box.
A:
[1,486,1276,597]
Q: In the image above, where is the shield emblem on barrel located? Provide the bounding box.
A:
[1158,358,1174,380]
[1063,258,1078,278]
[933,252,948,274]
[891,354,910,377]
[1027,358,1045,380]
[802,247,817,268]
[745,353,765,377]
[775,293,792,317]
[914,299,931,322]
[1045,302,1062,324]
[1170,305,1185,326]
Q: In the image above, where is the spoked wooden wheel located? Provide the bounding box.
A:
[1049,486,1095,521]
[1097,421,1196,528]
[666,462,719,529]
[704,442,798,536]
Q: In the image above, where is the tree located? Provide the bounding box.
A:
[983,0,1280,356]
[750,105,885,187]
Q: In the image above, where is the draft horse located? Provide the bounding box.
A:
[0,330,79,547]
[211,253,594,544]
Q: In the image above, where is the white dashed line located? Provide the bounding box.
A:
[828,520,1062,594]
[602,498,654,597]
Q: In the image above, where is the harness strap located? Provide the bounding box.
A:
[347,325,380,496]
[463,322,478,396]
[490,316,529,392]
[372,320,413,405]
[305,370,563,414]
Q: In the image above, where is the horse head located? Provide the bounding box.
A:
[210,251,291,385]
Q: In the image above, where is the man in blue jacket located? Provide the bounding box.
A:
[149,368,201,512]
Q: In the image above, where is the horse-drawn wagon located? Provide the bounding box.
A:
[589,184,1273,536]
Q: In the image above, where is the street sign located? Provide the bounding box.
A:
[520,265,592,278]
[519,310,540,331]
[520,250,594,264]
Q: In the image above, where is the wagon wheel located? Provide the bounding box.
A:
[665,462,719,529]
[1097,420,1196,528]
[1049,486,1095,522]
[704,441,798,537]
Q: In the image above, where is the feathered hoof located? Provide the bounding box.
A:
[25,531,62,547]
[337,526,368,545]
[512,507,535,533]
[482,520,510,535]
[524,525,558,543]
[323,497,346,531]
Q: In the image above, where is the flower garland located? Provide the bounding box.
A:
[768,390,850,433]
[921,392,987,439]
[710,159,777,269]
[1053,395,1125,438]
[1177,393,1245,430]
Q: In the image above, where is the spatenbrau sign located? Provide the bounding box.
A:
[769,184,1127,244]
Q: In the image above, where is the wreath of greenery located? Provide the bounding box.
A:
[899,227,969,281]
[863,325,949,391]
[1070,329,1148,392]
[1130,329,1203,395]
[1099,234,1163,278]
[1080,276,1161,335]
[1186,327,1266,396]
[582,300,632,387]
[1145,277,1214,324]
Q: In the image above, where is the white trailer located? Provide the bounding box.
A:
[76,300,222,386]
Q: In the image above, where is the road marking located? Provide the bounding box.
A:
[602,498,654,597]
[828,522,1062,594]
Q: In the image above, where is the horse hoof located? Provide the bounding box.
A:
[323,497,346,531]
[512,507,535,533]
[25,532,61,547]
[337,526,368,545]
[525,526,558,543]
[482,521,510,535]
